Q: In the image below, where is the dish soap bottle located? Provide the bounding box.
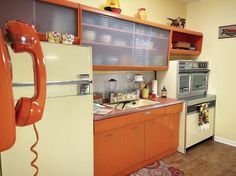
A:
[142,85,149,98]
[161,86,167,98]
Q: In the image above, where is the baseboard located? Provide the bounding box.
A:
[214,136,236,147]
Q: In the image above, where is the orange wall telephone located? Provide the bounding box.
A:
[0,21,46,152]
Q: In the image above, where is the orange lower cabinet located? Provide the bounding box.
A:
[94,103,183,176]
[173,113,180,147]
[94,128,125,176]
[124,122,145,168]
[144,116,163,159]
[162,113,180,151]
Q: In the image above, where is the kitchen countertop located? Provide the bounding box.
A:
[94,98,183,121]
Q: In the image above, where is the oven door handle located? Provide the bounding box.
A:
[196,85,205,88]
[181,87,190,90]
[196,102,210,107]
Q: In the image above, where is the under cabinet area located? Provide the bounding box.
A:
[94,103,183,176]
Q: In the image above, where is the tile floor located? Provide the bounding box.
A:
[162,139,236,176]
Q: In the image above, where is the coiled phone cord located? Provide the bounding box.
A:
[31,124,39,176]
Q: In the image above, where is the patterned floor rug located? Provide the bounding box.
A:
[130,161,184,176]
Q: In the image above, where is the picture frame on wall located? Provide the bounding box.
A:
[219,24,236,39]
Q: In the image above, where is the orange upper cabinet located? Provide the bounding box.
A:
[170,27,203,56]
[80,5,171,71]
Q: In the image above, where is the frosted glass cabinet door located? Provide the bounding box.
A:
[81,11,170,69]
[82,11,134,66]
[134,23,170,66]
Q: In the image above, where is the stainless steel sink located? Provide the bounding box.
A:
[105,99,160,110]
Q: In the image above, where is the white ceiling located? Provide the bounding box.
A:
[178,0,199,3]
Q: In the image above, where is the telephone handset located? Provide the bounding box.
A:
[0,29,16,152]
[0,21,46,152]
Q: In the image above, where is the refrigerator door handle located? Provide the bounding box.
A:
[13,80,93,87]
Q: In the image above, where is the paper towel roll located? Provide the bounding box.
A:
[152,80,158,96]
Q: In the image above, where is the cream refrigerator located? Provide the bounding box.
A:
[0,42,93,176]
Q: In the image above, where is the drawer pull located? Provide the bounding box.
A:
[144,111,151,115]
[105,134,113,137]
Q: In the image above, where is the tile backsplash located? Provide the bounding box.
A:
[93,71,154,99]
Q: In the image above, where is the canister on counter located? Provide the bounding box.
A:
[142,85,149,98]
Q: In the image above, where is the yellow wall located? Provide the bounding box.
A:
[68,0,186,25]
[187,0,236,144]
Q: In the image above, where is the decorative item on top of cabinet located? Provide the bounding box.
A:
[104,0,122,14]
[170,27,203,57]
[80,5,171,71]
[167,17,186,29]
[137,8,147,20]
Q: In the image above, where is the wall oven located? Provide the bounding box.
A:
[178,61,209,99]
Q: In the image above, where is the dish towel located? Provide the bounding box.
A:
[199,103,209,132]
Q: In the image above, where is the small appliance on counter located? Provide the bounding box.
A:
[158,60,216,154]
[93,92,103,104]
[108,78,117,102]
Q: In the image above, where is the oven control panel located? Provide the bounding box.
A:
[179,61,208,72]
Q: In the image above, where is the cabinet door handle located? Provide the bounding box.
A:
[105,134,113,137]
[144,111,151,115]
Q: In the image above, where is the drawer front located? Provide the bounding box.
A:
[94,107,165,134]
[165,103,183,114]
[144,107,165,121]
[94,111,146,134]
